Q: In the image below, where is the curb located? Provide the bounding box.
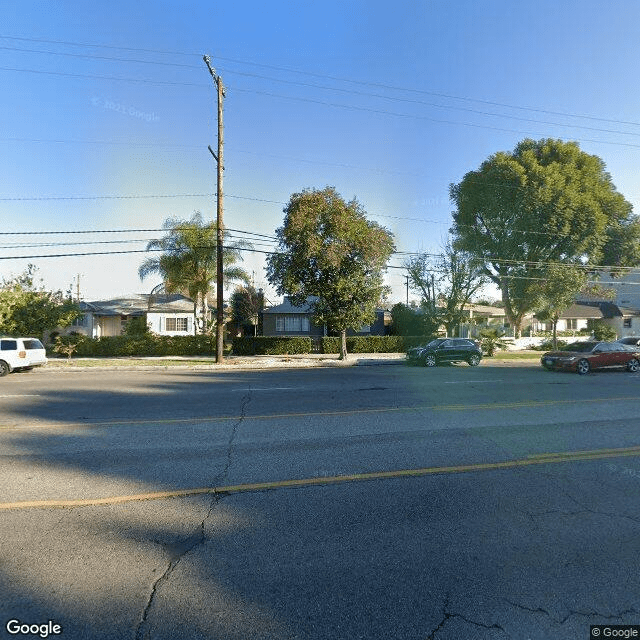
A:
[38,354,541,372]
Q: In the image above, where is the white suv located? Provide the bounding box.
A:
[0,337,48,376]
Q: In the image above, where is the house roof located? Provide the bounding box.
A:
[537,301,640,320]
[81,294,194,316]
[556,303,606,320]
[262,296,317,315]
[263,296,389,316]
[465,303,507,316]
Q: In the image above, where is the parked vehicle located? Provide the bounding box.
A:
[0,337,48,376]
[406,338,482,367]
[541,341,640,375]
[616,336,640,347]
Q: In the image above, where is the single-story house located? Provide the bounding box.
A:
[66,294,197,338]
[532,301,640,337]
[262,296,391,337]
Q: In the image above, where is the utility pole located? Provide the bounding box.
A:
[203,55,225,364]
[405,274,409,305]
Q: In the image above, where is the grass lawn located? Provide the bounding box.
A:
[490,351,543,359]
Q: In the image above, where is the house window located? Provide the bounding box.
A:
[166,317,188,332]
[72,314,88,327]
[624,318,632,328]
[566,319,579,330]
[276,315,310,332]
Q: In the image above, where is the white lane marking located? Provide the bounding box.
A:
[443,380,504,384]
[243,387,300,391]
[0,394,42,398]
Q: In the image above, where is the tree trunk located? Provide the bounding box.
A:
[339,329,348,360]
[552,316,558,351]
[499,278,524,338]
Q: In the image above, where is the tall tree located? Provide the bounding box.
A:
[530,264,589,350]
[0,265,80,340]
[266,187,395,359]
[139,212,250,333]
[406,242,486,337]
[450,138,638,336]
[230,284,264,336]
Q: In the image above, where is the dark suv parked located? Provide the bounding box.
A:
[406,338,482,367]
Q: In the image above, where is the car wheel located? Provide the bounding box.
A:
[627,358,640,373]
[423,353,437,367]
[467,354,480,366]
[0,361,9,377]
[576,359,590,375]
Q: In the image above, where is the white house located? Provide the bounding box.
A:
[68,294,196,338]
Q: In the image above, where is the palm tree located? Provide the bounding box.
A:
[139,212,251,333]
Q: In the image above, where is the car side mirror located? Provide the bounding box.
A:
[593,349,602,354]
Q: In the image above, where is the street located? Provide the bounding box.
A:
[1,363,640,639]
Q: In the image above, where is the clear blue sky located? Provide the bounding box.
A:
[2,0,640,305]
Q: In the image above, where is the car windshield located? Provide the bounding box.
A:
[564,341,599,352]
[425,339,446,348]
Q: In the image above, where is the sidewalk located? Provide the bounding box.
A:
[44,351,539,371]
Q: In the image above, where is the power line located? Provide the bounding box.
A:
[4,65,640,147]
[3,42,634,136]
[0,45,201,69]
[3,35,639,128]
[2,187,633,243]
[0,229,637,276]
[0,65,206,87]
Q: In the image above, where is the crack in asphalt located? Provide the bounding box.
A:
[214,388,252,486]
[426,593,509,639]
[134,388,252,640]
[505,598,639,625]
[539,467,640,526]
[134,496,220,640]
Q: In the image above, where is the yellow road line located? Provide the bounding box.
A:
[0,395,638,431]
[3,444,640,511]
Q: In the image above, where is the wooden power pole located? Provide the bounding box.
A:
[203,55,225,364]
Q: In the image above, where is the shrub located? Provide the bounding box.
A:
[232,336,312,355]
[53,334,86,359]
[320,335,407,354]
[592,322,617,342]
[477,328,509,356]
[59,334,216,357]
[529,339,569,351]
[123,316,150,336]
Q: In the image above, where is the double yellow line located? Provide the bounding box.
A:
[1,395,638,432]
[2,445,640,511]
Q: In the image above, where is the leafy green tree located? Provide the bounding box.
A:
[139,212,251,334]
[390,303,439,337]
[591,321,617,341]
[406,242,485,337]
[530,264,588,350]
[230,285,263,336]
[266,187,395,360]
[0,265,81,340]
[123,316,150,337]
[450,138,638,336]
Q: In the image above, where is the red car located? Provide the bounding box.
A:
[541,341,640,375]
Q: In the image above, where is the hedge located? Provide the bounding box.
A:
[52,334,217,357]
[232,336,312,355]
[232,335,437,355]
[320,335,405,353]
[51,333,440,358]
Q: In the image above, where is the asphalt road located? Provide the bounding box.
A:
[1,363,640,639]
